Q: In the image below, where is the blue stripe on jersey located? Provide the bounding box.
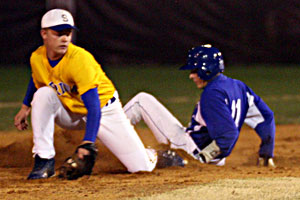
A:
[81,88,101,143]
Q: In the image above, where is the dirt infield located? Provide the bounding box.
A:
[0,124,300,199]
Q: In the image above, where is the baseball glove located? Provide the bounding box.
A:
[58,143,98,180]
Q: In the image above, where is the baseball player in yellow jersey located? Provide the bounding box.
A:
[14,9,185,180]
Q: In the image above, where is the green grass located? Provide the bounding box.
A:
[0,66,31,102]
[1,64,300,130]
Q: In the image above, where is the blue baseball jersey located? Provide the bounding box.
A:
[186,74,275,159]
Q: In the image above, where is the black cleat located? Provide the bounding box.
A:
[27,155,55,180]
[156,150,187,168]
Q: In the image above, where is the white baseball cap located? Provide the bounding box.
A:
[41,9,78,31]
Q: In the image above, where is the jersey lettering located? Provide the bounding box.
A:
[49,82,70,96]
[59,82,66,94]
[231,99,241,127]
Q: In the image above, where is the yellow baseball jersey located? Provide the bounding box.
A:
[30,43,116,114]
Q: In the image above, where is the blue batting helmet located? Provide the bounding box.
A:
[180,45,224,80]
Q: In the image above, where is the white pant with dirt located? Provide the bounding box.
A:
[31,87,157,173]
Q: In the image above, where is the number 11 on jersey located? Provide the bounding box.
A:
[231,99,241,127]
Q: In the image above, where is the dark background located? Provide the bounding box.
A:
[0,0,299,66]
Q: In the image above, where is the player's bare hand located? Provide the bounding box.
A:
[14,104,31,131]
[257,157,276,168]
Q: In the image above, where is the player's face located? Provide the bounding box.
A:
[41,28,73,60]
[189,71,208,89]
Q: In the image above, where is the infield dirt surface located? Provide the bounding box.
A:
[0,124,300,199]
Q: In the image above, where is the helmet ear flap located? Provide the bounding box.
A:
[197,69,212,79]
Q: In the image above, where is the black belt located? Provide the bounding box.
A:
[105,96,116,107]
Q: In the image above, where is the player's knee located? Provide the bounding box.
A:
[32,86,57,103]
[135,92,156,103]
[136,92,150,98]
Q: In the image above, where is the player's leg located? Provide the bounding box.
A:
[29,87,86,179]
[31,86,85,159]
[31,86,60,159]
[123,92,198,155]
[29,86,61,179]
[97,95,157,173]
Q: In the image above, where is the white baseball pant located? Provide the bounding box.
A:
[31,87,157,173]
[123,92,199,156]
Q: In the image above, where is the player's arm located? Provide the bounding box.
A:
[79,87,101,159]
[14,77,37,130]
[245,87,275,167]
[185,103,203,133]
[200,90,239,162]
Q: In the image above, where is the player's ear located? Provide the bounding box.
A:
[40,29,47,40]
